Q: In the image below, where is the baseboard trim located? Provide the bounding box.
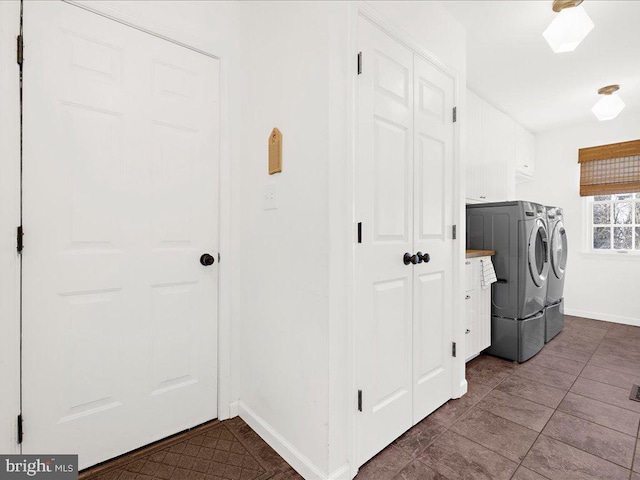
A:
[228,401,239,419]
[238,402,348,480]
[328,464,351,480]
[455,379,468,399]
[564,308,640,327]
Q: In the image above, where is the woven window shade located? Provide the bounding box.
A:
[578,139,640,196]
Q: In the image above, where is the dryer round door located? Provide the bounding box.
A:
[528,219,549,287]
[551,220,568,279]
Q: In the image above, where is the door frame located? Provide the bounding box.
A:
[344,3,466,476]
[0,0,22,454]
[0,0,235,452]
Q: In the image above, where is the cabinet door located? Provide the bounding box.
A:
[465,257,492,361]
[479,283,492,352]
[515,123,535,178]
[465,90,485,202]
[464,290,476,361]
[482,103,515,201]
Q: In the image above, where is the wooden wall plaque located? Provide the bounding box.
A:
[269,127,282,175]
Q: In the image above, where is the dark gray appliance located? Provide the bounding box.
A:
[544,206,567,342]
[466,201,549,362]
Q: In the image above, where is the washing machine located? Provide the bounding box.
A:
[466,201,549,362]
[545,206,568,342]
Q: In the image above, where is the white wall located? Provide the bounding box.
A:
[236,2,466,478]
[237,1,336,475]
[517,113,640,326]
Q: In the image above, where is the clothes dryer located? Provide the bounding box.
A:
[546,207,567,304]
[466,201,550,362]
[545,206,567,342]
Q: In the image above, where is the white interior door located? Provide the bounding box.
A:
[355,16,414,465]
[22,2,220,468]
[412,56,454,422]
[355,16,456,467]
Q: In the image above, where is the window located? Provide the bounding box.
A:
[590,193,640,251]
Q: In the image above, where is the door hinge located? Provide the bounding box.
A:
[452,107,457,123]
[452,224,457,240]
[17,225,23,253]
[357,52,362,75]
[357,390,363,412]
[218,252,221,263]
[17,414,23,444]
[452,342,457,357]
[357,222,362,244]
[17,34,23,66]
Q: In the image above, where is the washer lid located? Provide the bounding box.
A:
[550,220,568,279]
[528,218,549,287]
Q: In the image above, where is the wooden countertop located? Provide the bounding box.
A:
[466,249,496,258]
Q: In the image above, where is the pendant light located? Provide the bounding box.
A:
[543,0,594,53]
[592,85,626,121]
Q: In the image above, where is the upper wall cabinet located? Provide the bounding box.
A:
[466,90,535,203]
[515,123,535,181]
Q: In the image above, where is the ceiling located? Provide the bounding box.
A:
[443,1,640,133]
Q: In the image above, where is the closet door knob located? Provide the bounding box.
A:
[403,253,419,265]
[200,253,215,266]
[418,252,430,263]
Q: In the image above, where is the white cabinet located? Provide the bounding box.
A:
[515,123,535,181]
[465,256,492,361]
[465,90,487,202]
[466,90,537,202]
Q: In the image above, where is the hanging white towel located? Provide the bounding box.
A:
[480,258,497,289]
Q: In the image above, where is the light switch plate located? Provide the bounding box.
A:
[263,184,277,210]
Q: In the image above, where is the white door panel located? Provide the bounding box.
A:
[22,2,219,468]
[356,17,456,467]
[355,16,414,466]
[412,57,454,423]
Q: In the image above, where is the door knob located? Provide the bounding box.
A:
[403,253,419,265]
[418,252,431,263]
[200,253,215,266]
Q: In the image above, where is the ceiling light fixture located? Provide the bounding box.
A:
[592,85,625,121]
[543,0,594,53]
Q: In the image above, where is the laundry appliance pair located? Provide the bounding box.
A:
[466,201,567,362]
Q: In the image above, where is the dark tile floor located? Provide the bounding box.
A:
[82,315,640,480]
[359,315,640,480]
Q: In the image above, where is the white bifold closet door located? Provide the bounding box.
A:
[355,16,455,466]
[22,2,220,468]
